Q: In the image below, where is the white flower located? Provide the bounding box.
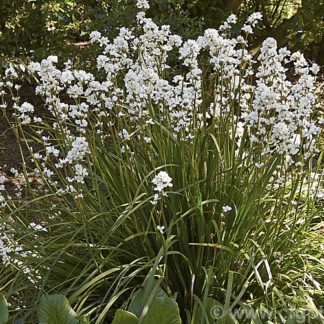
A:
[309,63,319,75]
[150,171,173,204]
[47,55,58,64]
[72,164,89,183]
[90,31,102,43]
[152,171,173,193]
[246,12,262,26]
[13,102,35,124]
[222,205,232,213]
[227,14,237,24]
[157,225,165,234]
[144,136,151,144]
[119,129,131,140]
[136,0,150,10]
[242,25,253,34]
[17,102,34,113]
[29,222,47,232]
[64,137,89,163]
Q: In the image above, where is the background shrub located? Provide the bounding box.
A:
[0,0,323,67]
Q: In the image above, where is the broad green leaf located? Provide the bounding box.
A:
[194,298,239,324]
[13,320,24,324]
[111,309,138,324]
[285,313,306,324]
[38,294,82,324]
[129,286,168,317]
[142,295,182,324]
[285,319,299,324]
[128,286,181,324]
[217,314,238,324]
[128,289,145,317]
[194,297,219,323]
[0,293,9,324]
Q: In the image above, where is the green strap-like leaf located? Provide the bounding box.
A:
[0,293,9,324]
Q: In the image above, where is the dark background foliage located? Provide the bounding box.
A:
[0,0,323,66]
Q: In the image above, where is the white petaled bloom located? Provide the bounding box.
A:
[119,128,131,140]
[16,102,34,113]
[244,36,319,164]
[89,31,102,43]
[72,164,89,184]
[309,63,320,75]
[14,102,34,124]
[2,3,320,230]
[222,205,232,213]
[144,136,151,144]
[241,24,253,34]
[29,222,47,232]
[150,171,173,205]
[152,171,173,193]
[136,0,150,10]
[246,12,262,26]
[64,137,89,163]
[0,234,12,264]
[157,225,165,234]
[226,14,237,24]
[150,193,160,205]
[10,168,19,177]
[47,55,58,64]
[5,66,19,79]
[0,175,6,188]
[219,14,237,33]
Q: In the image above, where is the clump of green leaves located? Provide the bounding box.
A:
[0,293,88,323]
[0,2,323,323]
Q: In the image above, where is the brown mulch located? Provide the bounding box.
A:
[0,82,43,172]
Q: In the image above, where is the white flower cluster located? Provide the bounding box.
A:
[67,164,89,184]
[0,223,12,264]
[151,171,173,205]
[0,6,320,199]
[0,175,7,209]
[64,137,89,164]
[245,38,320,163]
[0,219,42,285]
[241,12,262,34]
[136,0,150,10]
[13,102,34,124]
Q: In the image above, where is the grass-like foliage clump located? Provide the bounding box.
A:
[0,1,323,322]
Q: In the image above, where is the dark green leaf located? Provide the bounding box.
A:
[128,286,181,324]
[13,320,24,324]
[38,294,82,324]
[285,312,306,324]
[128,289,145,318]
[142,295,182,324]
[217,314,238,324]
[194,297,219,323]
[111,309,138,324]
